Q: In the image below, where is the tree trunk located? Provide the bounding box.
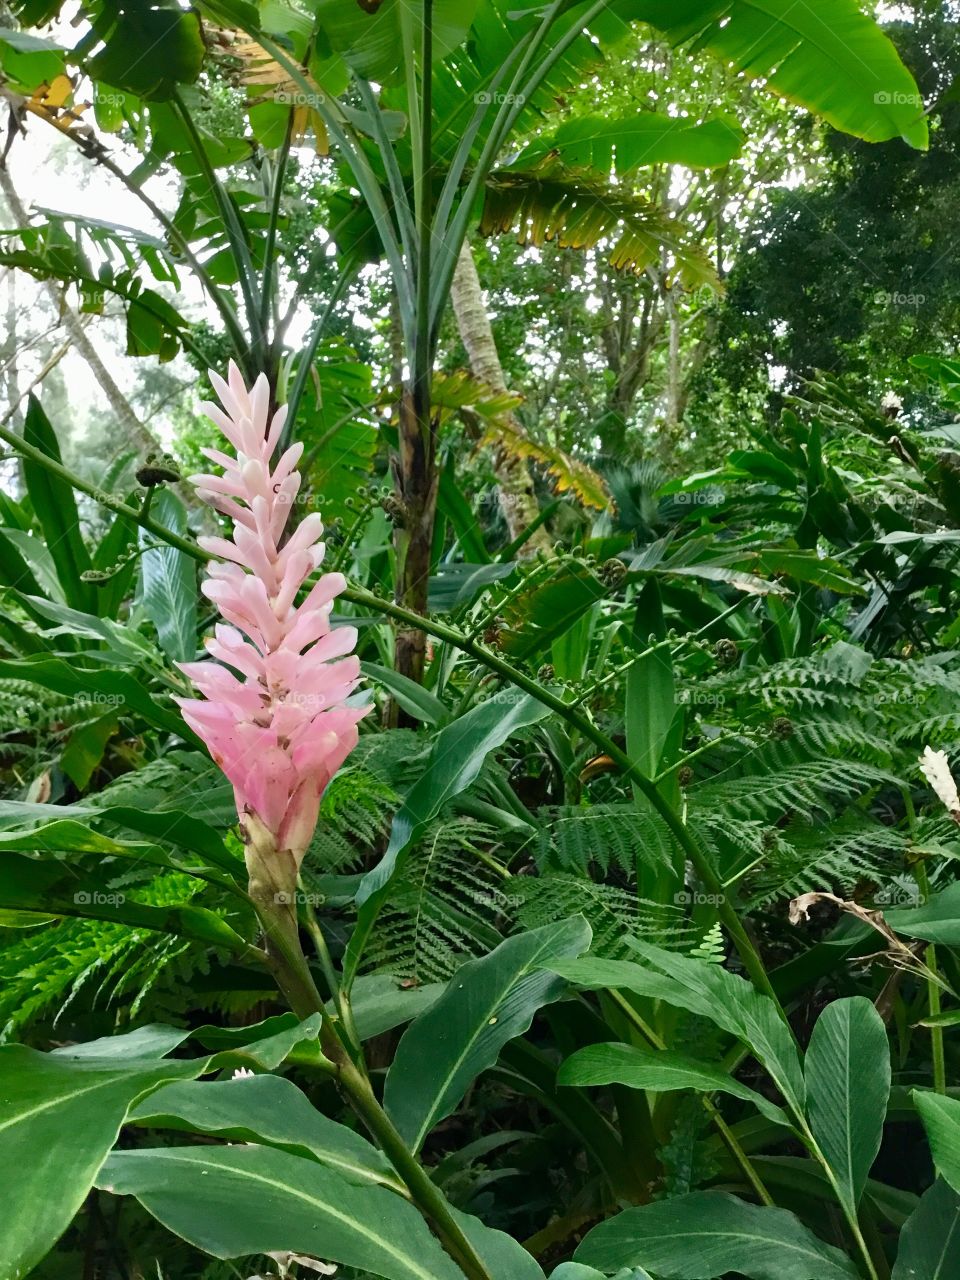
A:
[451,241,550,554]
[392,387,438,687]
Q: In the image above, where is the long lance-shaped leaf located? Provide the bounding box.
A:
[626,0,928,149]
[892,1179,960,1280]
[558,1042,791,1129]
[549,944,805,1117]
[803,997,890,1217]
[137,489,197,663]
[573,1190,860,1279]
[128,1074,402,1191]
[356,689,551,905]
[914,1091,960,1195]
[21,396,96,613]
[97,1144,467,1280]
[0,1028,204,1280]
[0,1020,333,1280]
[385,917,591,1152]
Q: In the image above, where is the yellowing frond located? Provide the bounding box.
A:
[480,171,718,290]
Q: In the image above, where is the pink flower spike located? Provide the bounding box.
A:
[178,366,368,865]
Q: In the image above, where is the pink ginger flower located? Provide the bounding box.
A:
[175,362,367,865]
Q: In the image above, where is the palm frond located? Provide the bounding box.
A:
[480,171,718,286]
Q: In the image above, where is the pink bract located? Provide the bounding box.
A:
[175,361,367,863]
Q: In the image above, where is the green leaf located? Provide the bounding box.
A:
[0,799,241,876]
[0,1029,207,1279]
[12,592,157,665]
[631,0,928,149]
[0,852,247,950]
[196,1014,327,1072]
[803,997,890,1216]
[428,561,518,612]
[21,396,95,612]
[385,917,592,1152]
[337,972,446,1040]
[86,2,205,99]
[551,1267,653,1280]
[356,689,551,904]
[137,490,197,663]
[96,1144,465,1280]
[549,1267,619,1280]
[1,527,63,599]
[557,1042,790,1129]
[574,1190,859,1279]
[887,883,960,944]
[626,580,677,782]
[129,1074,401,1190]
[892,1179,960,1280]
[0,656,189,738]
[914,1091,960,1194]
[362,661,448,724]
[315,0,479,82]
[514,114,743,174]
[296,341,378,529]
[500,563,608,659]
[0,527,44,596]
[550,945,805,1117]
[61,710,117,789]
[452,1205,547,1280]
[481,173,717,287]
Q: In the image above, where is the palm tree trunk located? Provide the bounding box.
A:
[451,241,550,554]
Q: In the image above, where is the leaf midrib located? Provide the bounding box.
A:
[112,1150,449,1280]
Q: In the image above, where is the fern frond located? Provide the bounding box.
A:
[744,816,908,908]
[693,756,897,823]
[535,804,676,877]
[364,819,507,982]
[513,874,700,958]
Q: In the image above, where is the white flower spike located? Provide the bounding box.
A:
[919,746,960,819]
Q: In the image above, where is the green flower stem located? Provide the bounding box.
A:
[301,892,366,1062]
[795,1119,881,1280]
[902,788,947,1095]
[248,881,493,1280]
